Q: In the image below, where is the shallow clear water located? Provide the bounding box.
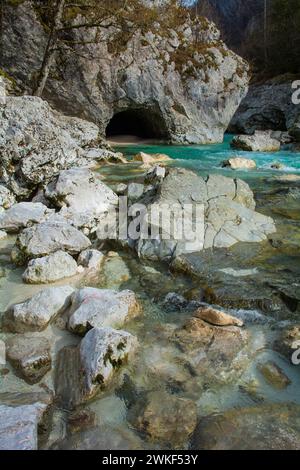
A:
[1,137,300,450]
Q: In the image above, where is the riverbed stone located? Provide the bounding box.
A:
[0,202,53,233]
[128,390,197,448]
[80,327,138,400]
[133,152,172,167]
[16,219,91,260]
[0,402,49,450]
[257,361,291,389]
[4,286,75,332]
[78,249,104,270]
[231,131,281,152]
[222,157,256,170]
[68,287,141,335]
[195,306,244,327]
[6,335,51,384]
[23,250,78,284]
[44,168,118,232]
[190,404,300,450]
[173,313,249,384]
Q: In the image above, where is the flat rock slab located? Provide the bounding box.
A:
[0,202,52,233]
[16,219,91,259]
[68,287,141,335]
[0,403,48,450]
[23,250,78,284]
[6,334,51,384]
[4,286,75,332]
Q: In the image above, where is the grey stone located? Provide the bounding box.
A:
[78,249,104,270]
[127,183,145,202]
[4,286,75,332]
[68,287,141,335]
[16,219,91,260]
[231,131,281,152]
[23,251,78,284]
[0,202,53,233]
[44,168,118,232]
[0,184,15,210]
[80,327,138,399]
[6,335,51,384]
[0,403,49,450]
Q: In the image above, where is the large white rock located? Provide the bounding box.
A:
[4,286,75,332]
[44,168,118,232]
[231,131,281,152]
[23,251,78,284]
[80,327,138,399]
[0,202,53,232]
[16,219,91,260]
[68,287,141,335]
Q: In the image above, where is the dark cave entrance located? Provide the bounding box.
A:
[105,108,170,141]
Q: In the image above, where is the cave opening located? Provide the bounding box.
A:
[105,108,169,141]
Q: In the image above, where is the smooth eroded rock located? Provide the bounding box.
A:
[0,202,53,233]
[231,131,281,152]
[80,327,138,399]
[68,287,141,335]
[4,286,75,332]
[23,250,78,284]
[194,306,244,327]
[6,335,51,384]
[222,157,256,170]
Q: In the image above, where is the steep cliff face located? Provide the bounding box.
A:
[196,0,262,52]
[1,1,249,144]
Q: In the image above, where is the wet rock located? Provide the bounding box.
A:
[51,425,144,450]
[270,161,284,170]
[163,292,189,311]
[68,409,96,435]
[190,404,300,450]
[174,314,249,383]
[85,148,127,164]
[231,131,281,152]
[44,168,118,233]
[102,253,131,288]
[128,390,197,448]
[0,202,53,233]
[23,250,78,284]
[80,327,138,400]
[16,219,91,260]
[222,157,256,170]
[78,249,104,270]
[68,287,140,335]
[0,402,49,450]
[274,174,300,183]
[127,183,144,202]
[4,286,75,332]
[55,346,82,410]
[273,325,300,362]
[144,165,166,184]
[6,335,51,384]
[258,361,291,389]
[0,184,15,210]
[194,306,244,327]
[0,230,7,240]
[133,152,171,167]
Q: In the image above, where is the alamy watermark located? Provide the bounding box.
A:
[97,197,205,252]
[291,341,300,365]
[292,80,300,105]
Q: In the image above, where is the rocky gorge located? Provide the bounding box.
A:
[0,0,300,452]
